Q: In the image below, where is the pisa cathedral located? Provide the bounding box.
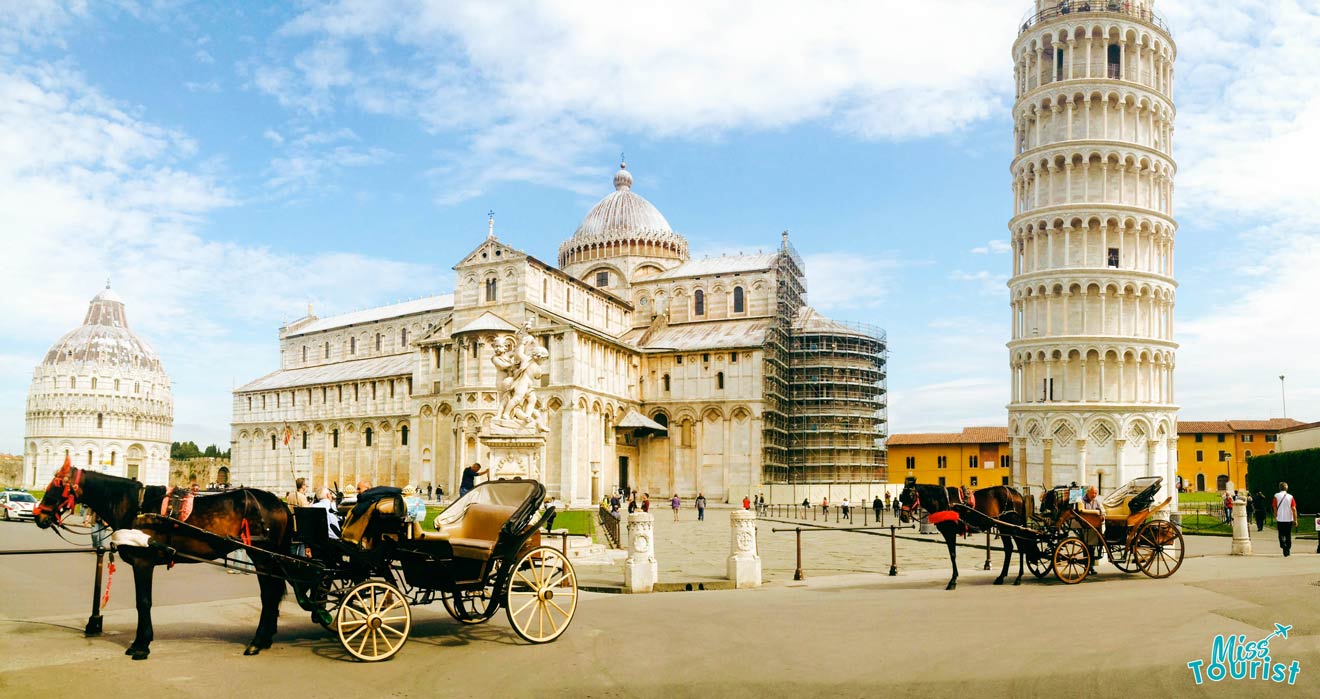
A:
[231,164,887,505]
[23,285,174,487]
[1007,0,1179,499]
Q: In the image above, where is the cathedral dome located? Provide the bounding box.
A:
[42,284,163,371]
[558,163,689,269]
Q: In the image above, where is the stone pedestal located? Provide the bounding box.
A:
[623,512,657,593]
[727,510,762,588]
[1231,492,1252,556]
[477,428,546,482]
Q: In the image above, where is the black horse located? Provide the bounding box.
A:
[898,481,1029,590]
[33,462,291,660]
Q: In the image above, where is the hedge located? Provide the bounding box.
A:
[1245,448,1320,513]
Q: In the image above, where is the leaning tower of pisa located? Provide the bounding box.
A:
[1007,0,1178,499]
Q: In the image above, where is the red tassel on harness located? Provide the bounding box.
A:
[239,519,251,547]
[102,559,115,607]
[928,510,960,525]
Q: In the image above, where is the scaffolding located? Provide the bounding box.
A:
[786,319,888,484]
[759,236,804,484]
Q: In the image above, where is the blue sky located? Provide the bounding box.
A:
[2,0,1318,452]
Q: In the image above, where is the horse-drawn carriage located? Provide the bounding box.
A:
[33,461,575,662]
[955,476,1184,585]
[285,478,578,661]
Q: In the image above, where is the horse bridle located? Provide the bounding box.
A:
[900,488,923,520]
[33,464,83,526]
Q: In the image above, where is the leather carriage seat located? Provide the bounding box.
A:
[409,503,516,561]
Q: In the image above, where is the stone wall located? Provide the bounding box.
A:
[169,457,232,488]
[0,454,22,486]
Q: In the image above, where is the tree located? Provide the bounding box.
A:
[170,441,202,460]
[204,444,218,458]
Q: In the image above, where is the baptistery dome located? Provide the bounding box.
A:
[558,163,689,279]
[23,284,173,487]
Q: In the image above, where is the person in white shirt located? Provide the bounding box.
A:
[313,487,341,540]
[1273,482,1297,557]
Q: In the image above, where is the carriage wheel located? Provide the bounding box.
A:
[1052,537,1092,584]
[505,546,578,644]
[1026,549,1052,579]
[336,581,411,662]
[1109,549,1142,573]
[443,559,504,624]
[1133,520,1183,579]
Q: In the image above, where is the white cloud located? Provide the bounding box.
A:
[0,0,89,54]
[263,126,394,197]
[253,0,1023,201]
[193,48,214,64]
[971,239,1012,255]
[0,60,445,451]
[184,80,220,93]
[802,252,904,313]
[950,269,1009,297]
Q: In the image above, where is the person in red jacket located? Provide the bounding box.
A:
[742,495,751,510]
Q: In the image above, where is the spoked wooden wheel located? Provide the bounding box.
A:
[443,559,503,624]
[1134,520,1184,579]
[1052,537,1092,584]
[336,581,411,662]
[505,546,578,643]
[1026,550,1052,579]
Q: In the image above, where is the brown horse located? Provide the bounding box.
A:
[33,462,291,660]
[898,480,1028,590]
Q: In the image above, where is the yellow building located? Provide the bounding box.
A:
[887,427,1011,490]
[1175,419,1303,493]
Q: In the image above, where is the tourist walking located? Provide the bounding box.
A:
[1223,491,1233,524]
[696,493,707,521]
[841,497,851,519]
[821,496,828,517]
[892,496,901,518]
[1273,482,1297,557]
[642,493,651,513]
[1253,491,1269,531]
[873,495,883,522]
[671,494,681,521]
[628,496,638,514]
[742,495,751,510]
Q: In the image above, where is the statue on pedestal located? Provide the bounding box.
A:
[489,321,550,434]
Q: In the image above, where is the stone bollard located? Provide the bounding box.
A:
[728,509,762,588]
[623,512,657,593]
[1231,492,1252,555]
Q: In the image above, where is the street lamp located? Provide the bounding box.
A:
[1279,375,1287,418]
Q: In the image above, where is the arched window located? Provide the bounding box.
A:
[262,395,267,409]
[110,451,115,466]
[400,328,408,346]
[271,434,277,450]
[350,337,356,355]
[91,377,97,390]
[114,379,120,391]
[401,425,409,446]
[694,290,705,316]
[733,286,745,313]
[302,431,308,449]
[716,372,725,389]
[365,427,374,447]
[1107,43,1121,79]
[332,429,339,448]
[324,342,330,359]
[247,396,252,410]
[96,413,103,429]
[87,450,93,465]
[135,381,140,394]
[654,413,669,429]
[375,333,382,351]
[662,374,671,392]
[302,345,307,362]
[70,377,77,389]
[485,278,498,302]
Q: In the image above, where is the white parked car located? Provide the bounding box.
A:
[1,491,37,521]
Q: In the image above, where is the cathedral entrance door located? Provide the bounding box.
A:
[618,456,629,495]
[126,461,141,481]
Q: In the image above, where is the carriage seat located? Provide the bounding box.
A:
[409,503,516,561]
[340,494,405,548]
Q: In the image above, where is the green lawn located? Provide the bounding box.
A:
[1179,491,1224,504]
[415,505,596,539]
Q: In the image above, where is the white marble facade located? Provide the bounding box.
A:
[231,164,884,505]
[1007,0,1179,498]
[24,286,174,486]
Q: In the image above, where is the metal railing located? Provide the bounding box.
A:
[1020,1,1170,35]
[597,505,622,549]
[757,502,906,527]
